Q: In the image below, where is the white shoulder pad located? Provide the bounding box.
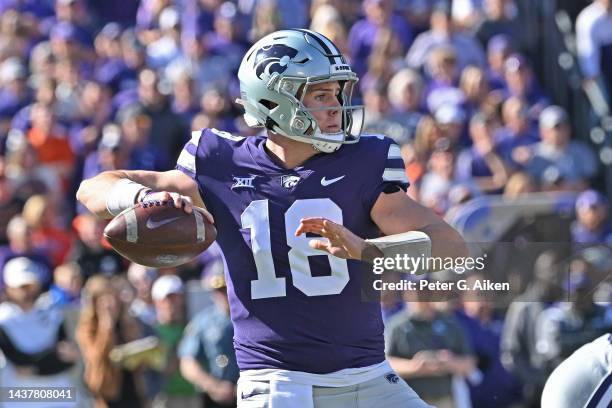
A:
[210,128,245,141]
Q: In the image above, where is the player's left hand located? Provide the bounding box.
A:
[295,217,365,260]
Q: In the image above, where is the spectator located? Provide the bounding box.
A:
[413,115,445,165]
[0,10,36,61]
[120,29,147,78]
[518,106,598,191]
[54,58,85,122]
[501,250,565,408]
[199,85,239,133]
[423,45,465,113]
[407,1,486,72]
[127,263,158,327]
[396,0,435,36]
[145,6,182,69]
[26,102,75,187]
[486,34,514,90]
[385,283,476,408]
[118,106,170,172]
[502,53,549,119]
[28,42,56,87]
[460,65,494,120]
[419,145,478,214]
[456,113,511,194]
[0,58,30,137]
[385,68,426,141]
[309,4,349,57]
[0,156,21,243]
[204,2,249,73]
[571,189,612,243]
[169,71,200,128]
[134,68,188,165]
[21,193,73,267]
[82,123,133,180]
[167,37,228,95]
[69,213,124,278]
[434,104,467,147]
[93,24,137,94]
[150,275,199,408]
[536,262,612,373]
[70,81,114,158]
[576,0,612,97]
[496,96,539,166]
[0,257,79,407]
[248,0,282,42]
[0,215,52,288]
[42,262,83,308]
[179,267,238,408]
[455,274,522,408]
[50,0,94,45]
[474,0,520,48]
[362,80,391,131]
[349,0,413,78]
[76,275,147,408]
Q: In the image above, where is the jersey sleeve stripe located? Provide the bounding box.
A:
[175,130,203,177]
[383,168,409,183]
[387,144,402,160]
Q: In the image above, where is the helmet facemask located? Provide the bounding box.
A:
[273,76,364,153]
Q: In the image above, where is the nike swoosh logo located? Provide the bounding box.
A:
[321,175,346,186]
[241,390,266,400]
[146,216,182,230]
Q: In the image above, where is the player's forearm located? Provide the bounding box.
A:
[77,171,132,219]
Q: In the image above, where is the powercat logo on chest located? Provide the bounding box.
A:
[281,175,300,189]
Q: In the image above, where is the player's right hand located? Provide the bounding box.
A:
[142,191,214,224]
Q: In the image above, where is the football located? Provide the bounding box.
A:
[103,201,216,268]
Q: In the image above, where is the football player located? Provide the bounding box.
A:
[541,333,612,408]
[78,29,467,407]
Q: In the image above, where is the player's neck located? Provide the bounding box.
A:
[265,132,320,169]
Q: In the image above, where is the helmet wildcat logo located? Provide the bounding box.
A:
[254,44,299,79]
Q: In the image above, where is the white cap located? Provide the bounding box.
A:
[539,105,568,129]
[151,275,184,301]
[3,257,42,288]
[435,104,465,125]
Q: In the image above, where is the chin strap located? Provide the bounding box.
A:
[311,131,344,153]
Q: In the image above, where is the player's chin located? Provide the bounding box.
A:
[322,125,341,133]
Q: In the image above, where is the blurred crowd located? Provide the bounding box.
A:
[0,0,611,407]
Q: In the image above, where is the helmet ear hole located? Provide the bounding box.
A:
[259,99,278,110]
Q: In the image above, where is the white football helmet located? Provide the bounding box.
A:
[237,29,363,153]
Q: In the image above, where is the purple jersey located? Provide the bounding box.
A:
[176,128,409,373]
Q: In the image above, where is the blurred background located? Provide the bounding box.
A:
[0,0,610,407]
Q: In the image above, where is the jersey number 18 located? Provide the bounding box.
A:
[241,198,350,299]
